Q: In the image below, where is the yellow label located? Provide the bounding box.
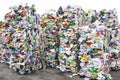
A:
[43,19,49,23]
[16,29,20,32]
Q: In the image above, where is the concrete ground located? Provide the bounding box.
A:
[0,63,119,80]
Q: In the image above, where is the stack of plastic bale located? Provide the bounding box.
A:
[0,4,44,74]
[77,10,113,80]
[76,10,95,78]
[40,9,59,68]
[56,6,79,73]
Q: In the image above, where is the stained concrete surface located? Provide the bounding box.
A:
[0,63,120,80]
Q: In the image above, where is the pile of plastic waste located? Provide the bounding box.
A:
[0,4,44,74]
[40,9,58,68]
[0,4,120,80]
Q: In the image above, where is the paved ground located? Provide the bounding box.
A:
[0,63,120,80]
